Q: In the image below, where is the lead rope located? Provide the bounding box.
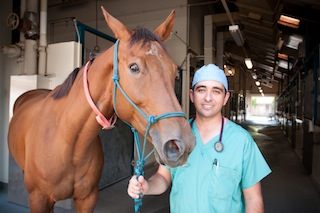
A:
[132,129,145,213]
[130,113,185,213]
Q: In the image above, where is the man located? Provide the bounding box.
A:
[128,64,271,213]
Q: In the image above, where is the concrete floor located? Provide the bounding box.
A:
[1,118,320,213]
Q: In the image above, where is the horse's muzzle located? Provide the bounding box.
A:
[149,121,195,167]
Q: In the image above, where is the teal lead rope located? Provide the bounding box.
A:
[131,113,185,213]
[112,40,186,213]
[131,128,145,213]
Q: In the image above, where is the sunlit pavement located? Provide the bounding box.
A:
[245,115,279,126]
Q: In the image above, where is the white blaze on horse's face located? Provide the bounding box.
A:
[145,43,161,58]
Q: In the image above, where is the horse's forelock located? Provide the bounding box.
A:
[129,27,163,47]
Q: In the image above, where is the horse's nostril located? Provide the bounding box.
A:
[164,140,184,162]
[167,140,179,151]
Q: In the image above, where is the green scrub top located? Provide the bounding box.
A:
[167,120,271,213]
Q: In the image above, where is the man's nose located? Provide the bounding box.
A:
[204,91,212,101]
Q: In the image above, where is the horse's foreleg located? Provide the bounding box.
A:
[29,190,55,213]
[74,188,99,213]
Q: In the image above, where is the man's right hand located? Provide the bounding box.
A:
[127,175,149,199]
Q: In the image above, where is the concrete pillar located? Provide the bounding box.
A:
[216,32,224,69]
[204,15,215,64]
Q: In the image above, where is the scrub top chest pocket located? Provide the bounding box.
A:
[210,161,241,200]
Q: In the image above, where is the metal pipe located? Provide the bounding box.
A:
[0,45,21,58]
[38,0,47,75]
[182,53,192,118]
[27,0,38,13]
[20,0,26,42]
[23,0,39,75]
[23,39,37,75]
[313,48,319,125]
[74,20,116,64]
[220,0,235,25]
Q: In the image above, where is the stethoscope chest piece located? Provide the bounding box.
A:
[214,141,223,152]
[214,117,225,153]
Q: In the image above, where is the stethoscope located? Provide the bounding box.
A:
[214,116,224,152]
[191,116,225,152]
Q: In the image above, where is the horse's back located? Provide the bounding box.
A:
[13,89,51,113]
[8,89,51,169]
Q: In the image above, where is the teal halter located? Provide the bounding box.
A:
[112,40,186,213]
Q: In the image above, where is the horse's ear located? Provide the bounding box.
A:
[101,6,131,41]
[154,10,175,41]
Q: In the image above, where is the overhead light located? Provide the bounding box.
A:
[277,60,292,69]
[252,73,257,80]
[278,53,288,60]
[287,35,303,50]
[229,25,244,46]
[245,58,253,69]
[227,69,234,75]
[278,15,300,29]
[224,65,235,76]
[255,81,261,86]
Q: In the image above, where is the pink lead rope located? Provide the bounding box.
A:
[83,61,117,129]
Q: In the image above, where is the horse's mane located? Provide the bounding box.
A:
[51,27,161,99]
[51,67,80,99]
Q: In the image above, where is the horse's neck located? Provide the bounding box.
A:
[61,49,114,139]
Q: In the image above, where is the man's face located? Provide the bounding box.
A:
[190,80,230,118]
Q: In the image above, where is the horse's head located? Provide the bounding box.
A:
[101,7,195,167]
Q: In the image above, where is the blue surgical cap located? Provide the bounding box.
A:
[192,64,228,91]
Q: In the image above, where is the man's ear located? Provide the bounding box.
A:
[223,91,230,106]
[189,89,194,103]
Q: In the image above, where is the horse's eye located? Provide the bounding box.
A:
[129,63,140,73]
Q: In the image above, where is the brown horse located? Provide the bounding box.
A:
[8,7,195,213]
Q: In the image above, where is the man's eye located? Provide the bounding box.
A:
[197,89,205,93]
[213,89,222,94]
